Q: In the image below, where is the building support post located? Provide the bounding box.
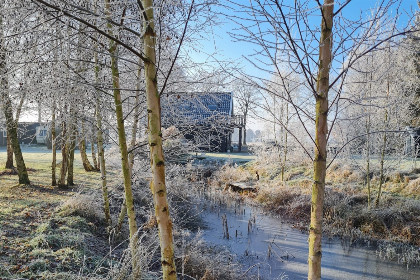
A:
[238,127,242,152]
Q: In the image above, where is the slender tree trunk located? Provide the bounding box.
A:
[94,45,112,228]
[365,55,373,208]
[243,113,247,146]
[5,88,27,169]
[51,103,57,186]
[366,130,372,209]
[0,15,30,184]
[67,122,76,186]
[115,197,127,234]
[108,37,137,240]
[281,103,288,182]
[142,0,176,278]
[308,2,334,279]
[58,118,68,187]
[129,68,142,170]
[376,63,390,207]
[366,115,371,208]
[117,62,143,234]
[1,99,30,184]
[79,120,95,171]
[238,127,242,152]
[377,133,386,207]
[37,100,42,124]
[91,139,98,170]
[104,0,138,273]
[5,134,14,168]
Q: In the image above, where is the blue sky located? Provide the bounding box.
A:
[184,0,418,132]
[188,0,418,80]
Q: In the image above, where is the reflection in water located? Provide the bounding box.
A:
[197,196,420,280]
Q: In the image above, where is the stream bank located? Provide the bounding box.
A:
[196,193,420,279]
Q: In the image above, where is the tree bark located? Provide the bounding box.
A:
[79,120,95,171]
[94,44,112,228]
[91,136,99,171]
[365,55,373,208]
[5,134,14,168]
[104,0,138,271]
[238,127,242,152]
[377,57,390,208]
[366,112,371,208]
[117,60,143,234]
[281,103,288,182]
[129,66,142,171]
[243,114,247,146]
[0,14,30,184]
[67,121,76,186]
[5,86,27,169]
[58,118,68,187]
[308,1,334,280]
[51,103,57,186]
[142,0,177,278]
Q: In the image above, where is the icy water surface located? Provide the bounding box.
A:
[197,197,420,280]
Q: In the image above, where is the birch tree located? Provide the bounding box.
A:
[0,3,30,184]
[227,1,416,278]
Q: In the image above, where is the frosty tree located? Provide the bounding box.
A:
[226,0,418,278]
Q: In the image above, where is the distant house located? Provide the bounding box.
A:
[35,124,50,144]
[0,121,109,149]
[406,126,420,157]
[162,92,244,152]
[0,122,48,146]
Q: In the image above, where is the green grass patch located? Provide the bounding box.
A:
[0,149,112,279]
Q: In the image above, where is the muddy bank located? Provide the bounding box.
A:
[211,162,420,247]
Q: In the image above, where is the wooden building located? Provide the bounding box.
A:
[162,92,244,152]
[406,126,420,157]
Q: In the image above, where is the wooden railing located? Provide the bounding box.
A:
[231,115,244,127]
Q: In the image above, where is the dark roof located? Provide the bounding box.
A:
[162,92,233,126]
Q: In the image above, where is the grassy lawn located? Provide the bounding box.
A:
[0,146,117,279]
[192,152,256,164]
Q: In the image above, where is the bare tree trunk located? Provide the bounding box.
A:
[116,62,143,234]
[79,120,95,171]
[243,114,247,146]
[238,127,242,152]
[0,14,30,184]
[37,100,42,124]
[51,103,57,186]
[104,0,138,273]
[365,55,373,208]
[366,115,371,208]
[129,69,142,170]
[91,139,98,170]
[108,39,137,240]
[115,197,127,234]
[1,98,30,184]
[142,0,176,278]
[58,118,68,187]
[5,86,27,169]
[308,1,334,279]
[94,44,112,228]
[377,132,386,207]
[5,134,13,168]
[281,103,288,182]
[67,122,76,186]
[377,61,390,207]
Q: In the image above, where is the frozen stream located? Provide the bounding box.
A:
[196,197,420,280]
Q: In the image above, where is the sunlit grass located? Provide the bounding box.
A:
[0,146,112,279]
[190,152,256,162]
